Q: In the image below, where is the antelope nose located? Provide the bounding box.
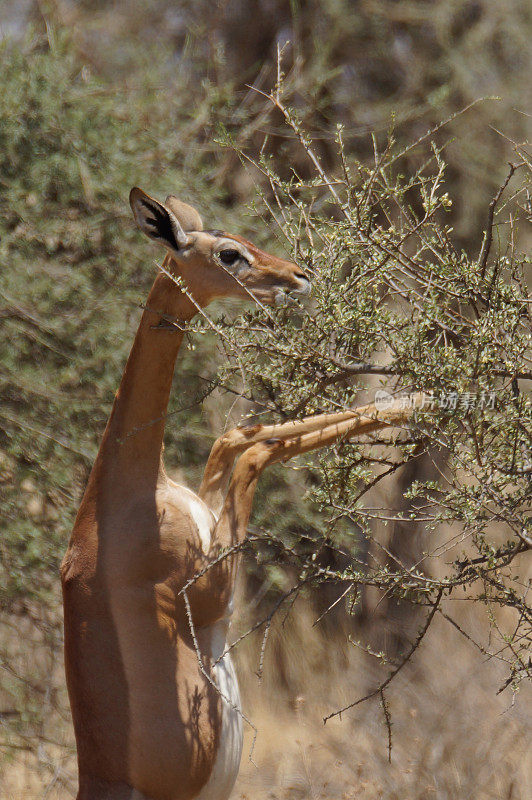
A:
[293,272,311,295]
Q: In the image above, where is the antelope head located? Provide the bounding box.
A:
[130,187,310,307]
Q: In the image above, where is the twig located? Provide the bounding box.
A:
[182,590,258,764]
[380,688,392,763]
[323,589,444,723]
[477,163,518,279]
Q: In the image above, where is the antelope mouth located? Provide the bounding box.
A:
[248,275,311,306]
[272,275,312,306]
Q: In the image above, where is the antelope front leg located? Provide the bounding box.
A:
[199,394,423,516]
[209,394,422,582]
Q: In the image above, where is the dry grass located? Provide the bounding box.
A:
[233,599,531,800]
[230,487,532,800]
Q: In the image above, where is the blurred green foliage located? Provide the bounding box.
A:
[0,31,220,606]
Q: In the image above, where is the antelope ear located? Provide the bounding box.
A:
[165,196,203,232]
[129,187,188,251]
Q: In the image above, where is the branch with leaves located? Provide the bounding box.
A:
[202,72,532,721]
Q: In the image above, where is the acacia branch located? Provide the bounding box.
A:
[331,360,532,381]
[477,163,518,279]
[323,589,444,723]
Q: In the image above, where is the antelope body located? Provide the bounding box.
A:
[61,188,411,800]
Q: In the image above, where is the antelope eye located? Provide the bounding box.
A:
[218,249,240,265]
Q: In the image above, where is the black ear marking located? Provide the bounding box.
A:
[140,198,180,251]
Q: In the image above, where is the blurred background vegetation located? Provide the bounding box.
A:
[0,1,530,798]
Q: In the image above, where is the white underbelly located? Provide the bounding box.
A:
[196,616,243,800]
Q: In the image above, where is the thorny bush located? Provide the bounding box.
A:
[183,86,532,716]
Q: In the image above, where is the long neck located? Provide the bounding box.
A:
[89,267,201,494]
